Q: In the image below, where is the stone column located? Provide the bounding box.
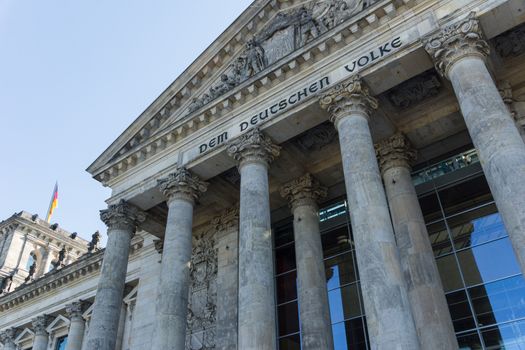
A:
[376,133,458,349]
[215,207,240,350]
[280,174,334,350]
[0,328,19,350]
[425,13,525,274]
[227,128,280,350]
[320,76,420,350]
[85,200,145,350]
[152,168,208,350]
[65,301,87,350]
[31,315,51,350]
[499,80,525,143]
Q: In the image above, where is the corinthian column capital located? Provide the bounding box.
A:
[66,301,87,321]
[227,128,281,168]
[32,315,52,336]
[375,133,417,174]
[157,167,208,205]
[280,173,327,210]
[0,328,18,344]
[100,200,146,233]
[319,75,378,128]
[424,12,490,79]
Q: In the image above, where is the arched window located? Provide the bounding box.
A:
[26,252,37,271]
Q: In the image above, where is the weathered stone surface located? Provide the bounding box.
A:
[0,328,18,350]
[376,133,458,350]
[426,14,525,275]
[321,77,420,350]
[31,315,51,350]
[65,301,87,350]
[281,174,333,350]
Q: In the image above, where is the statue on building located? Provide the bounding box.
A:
[56,247,67,268]
[25,261,36,283]
[241,39,267,79]
[296,7,322,47]
[87,231,101,253]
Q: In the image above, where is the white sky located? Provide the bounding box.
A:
[0,0,253,244]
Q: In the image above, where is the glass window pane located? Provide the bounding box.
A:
[427,220,452,257]
[328,283,362,323]
[275,243,296,274]
[322,226,352,258]
[325,252,357,290]
[469,275,525,327]
[456,330,482,350]
[447,204,506,250]
[439,175,493,216]
[277,302,299,336]
[275,222,294,248]
[437,254,463,292]
[55,336,68,350]
[418,192,443,222]
[481,319,525,349]
[457,238,521,287]
[446,290,476,332]
[278,334,301,350]
[276,271,297,305]
[332,318,368,350]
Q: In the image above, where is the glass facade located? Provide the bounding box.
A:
[55,336,68,350]
[274,148,525,350]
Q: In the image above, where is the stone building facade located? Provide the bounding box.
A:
[2,0,525,349]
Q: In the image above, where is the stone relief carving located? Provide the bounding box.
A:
[188,0,376,114]
[388,72,442,108]
[493,22,525,58]
[186,230,218,350]
[294,122,337,151]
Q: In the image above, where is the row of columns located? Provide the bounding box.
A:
[79,12,525,350]
[0,301,87,350]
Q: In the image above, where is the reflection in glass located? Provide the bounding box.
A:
[427,220,452,257]
[419,192,442,222]
[276,271,297,305]
[446,290,476,332]
[278,334,301,350]
[55,336,68,350]
[328,283,362,324]
[332,318,368,350]
[457,238,521,287]
[439,175,492,216]
[481,319,525,349]
[469,275,525,327]
[278,302,300,336]
[457,330,482,350]
[322,226,352,258]
[437,254,463,292]
[325,252,357,291]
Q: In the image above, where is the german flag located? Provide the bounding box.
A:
[45,182,59,223]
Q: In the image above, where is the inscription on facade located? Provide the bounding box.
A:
[183,35,406,164]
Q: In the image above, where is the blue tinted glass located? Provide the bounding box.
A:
[332,318,367,350]
[481,319,525,349]
[457,238,521,286]
[469,275,525,327]
[55,336,68,350]
[328,283,362,324]
[325,252,357,291]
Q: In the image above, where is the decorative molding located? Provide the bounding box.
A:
[375,133,417,174]
[319,75,378,126]
[210,206,240,233]
[157,168,209,205]
[388,72,441,108]
[32,315,52,336]
[280,173,327,210]
[294,122,337,151]
[423,12,489,78]
[100,200,146,233]
[493,22,525,58]
[227,128,281,167]
[0,327,19,345]
[66,301,87,321]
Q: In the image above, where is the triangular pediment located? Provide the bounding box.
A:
[14,328,34,344]
[88,0,381,183]
[46,314,70,333]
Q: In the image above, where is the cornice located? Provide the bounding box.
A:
[90,0,421,186]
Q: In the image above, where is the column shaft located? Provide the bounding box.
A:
[32,334,48,350]
[449,57,525,272]
[293,203,334,349]
[238,161,276,349]
[86,227,132,350]
[153,198,194,349]
[337,114,419,349]
[376,134,458,349]
[66,318,86,350]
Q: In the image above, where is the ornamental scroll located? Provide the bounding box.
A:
[187,0,379,114]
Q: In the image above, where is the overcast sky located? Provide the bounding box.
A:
[0,0,253,243]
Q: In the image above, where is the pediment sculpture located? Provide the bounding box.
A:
[187,0,376,114]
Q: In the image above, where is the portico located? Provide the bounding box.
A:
[78,1,525,349]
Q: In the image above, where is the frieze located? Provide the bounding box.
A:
[294,122,337,151]
[387,72,441,108]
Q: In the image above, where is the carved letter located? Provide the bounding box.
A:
[240,121,249,131]
[345,61,357,73]
[391,36,402,48]
[199,144,208,154]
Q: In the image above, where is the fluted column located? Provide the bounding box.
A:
[281,174,334,350]
[320,76,420,350]
[85,200,145,350]
[32,315,51,350]
[376,133,458,349]
[0,328,19,350]
[65,301,87,350]
[152,167,208,350]
[227,128,280,350]
[425,13,525,274]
